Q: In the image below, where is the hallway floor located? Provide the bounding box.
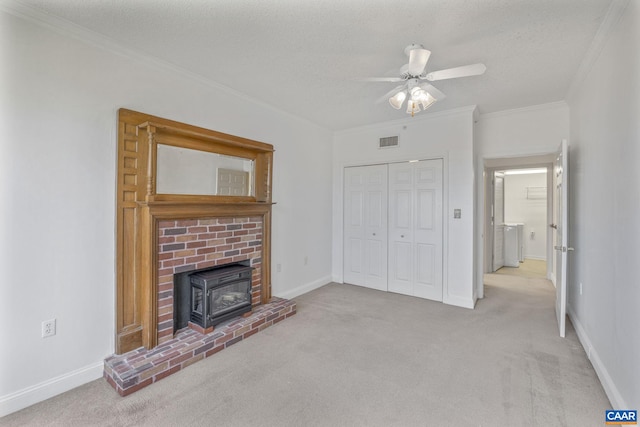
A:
[495,258,547,279]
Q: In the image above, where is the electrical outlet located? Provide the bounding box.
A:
[276,263,282,273]
[42,319,56,338]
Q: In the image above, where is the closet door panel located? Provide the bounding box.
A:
[343,165,388,291]
[344,180,366,285]
[414,159,443,301]
[390,240,412,295]
[388,159,443,301]
[366,239,385,280]
[346,238,363,276]
[388,162,414,295]
[415,243,436,299]
[417,189,435,230]
[393,190,412,229]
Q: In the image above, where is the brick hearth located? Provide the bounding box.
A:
[104,297,296,396]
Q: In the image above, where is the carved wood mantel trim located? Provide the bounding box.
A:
[116,109,274,354]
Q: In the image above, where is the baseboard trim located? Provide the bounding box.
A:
[274,275,332,300]
[567,305,626,409]
[443,294,476,309]
[0,361,104,418]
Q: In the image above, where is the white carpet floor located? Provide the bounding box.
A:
[2,275,610,426]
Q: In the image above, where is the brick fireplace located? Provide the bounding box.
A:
[156,216,263,344]
[110,109,291,396]
[104,215,296,396]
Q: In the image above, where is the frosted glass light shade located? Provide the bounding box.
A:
[418,92,437,110]
[410,87,425,100]
[409,87,437,112]
[408,48,431,75]
[389,91,406,109]
[406,99,419,114]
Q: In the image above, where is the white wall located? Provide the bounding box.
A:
[0,9,333,416]
[503,173,547,260]
[566,1,639,409]
[332,107,477,309]
[476,102,570,159]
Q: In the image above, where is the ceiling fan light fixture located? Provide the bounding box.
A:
[389,90,407,109]
[405,87,437,115]
[370,44,484,117]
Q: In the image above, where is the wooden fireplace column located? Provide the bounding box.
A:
[116,109,274,354]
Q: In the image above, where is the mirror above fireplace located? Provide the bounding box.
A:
[156,145,255,197]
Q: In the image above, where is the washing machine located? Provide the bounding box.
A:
[504,223,525,266]
[504,225,520,267]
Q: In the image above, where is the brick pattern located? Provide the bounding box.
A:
[104,297,296,396]
[156,217,263,345]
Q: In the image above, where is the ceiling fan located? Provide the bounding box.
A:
[367,44,486,116]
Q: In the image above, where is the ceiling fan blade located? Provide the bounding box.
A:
[424,63,486,81]
[362,77,404,82]
[408,48,431,76]
[375,85,405,104]
[419,83,446,101]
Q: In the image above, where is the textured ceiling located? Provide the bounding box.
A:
[14,0,613,130]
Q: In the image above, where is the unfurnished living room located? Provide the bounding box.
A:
[1,1,638,426]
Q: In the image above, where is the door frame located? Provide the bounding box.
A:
[477,153,556,298]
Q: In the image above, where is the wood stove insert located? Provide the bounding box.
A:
[174,263,253,334]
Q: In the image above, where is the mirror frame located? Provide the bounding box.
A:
[138,117,272,203]
[115,109,274,353]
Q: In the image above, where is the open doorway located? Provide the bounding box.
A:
[480,145,570,338]
[492,168,548,279]
[481,153,556,292]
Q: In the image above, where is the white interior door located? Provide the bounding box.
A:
[492,172,505,271]
[343,165,388,291]
[388,159,443,301]
[553,140,570,338]
[217,168,249,196]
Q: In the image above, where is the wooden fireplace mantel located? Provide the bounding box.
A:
[115,109,274,354]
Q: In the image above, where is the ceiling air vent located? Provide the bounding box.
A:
[379,136,399,149]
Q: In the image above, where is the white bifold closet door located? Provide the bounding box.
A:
[343,164,388,291]
[388,159,443,301]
